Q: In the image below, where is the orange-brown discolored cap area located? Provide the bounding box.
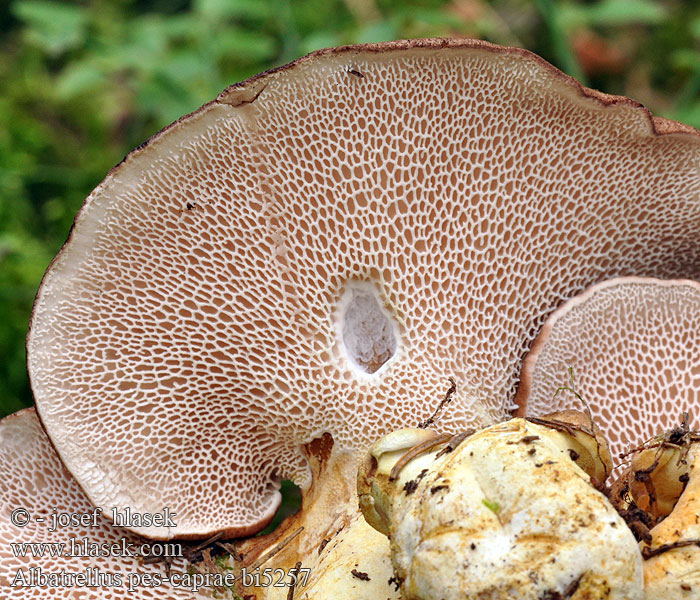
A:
[27,39,700,539]
[0,409,205,599]
[516,277,700,460]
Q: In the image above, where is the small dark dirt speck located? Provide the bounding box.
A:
[509,435,540,445]
[537,573,582,599]
[318,539,329,554]
[351,569,370,581]
[430,485,449,494]
[417,469,429,481]
[682,583,692,591]
[403,479,419,495]
[528,448,537,455]
[568,449,580,461]
[470,543,476,550]
[388,576,401,591]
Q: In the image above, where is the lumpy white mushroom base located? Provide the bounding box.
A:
[644,445,700,599]
[366,419,643,600]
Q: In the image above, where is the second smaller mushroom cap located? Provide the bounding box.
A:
[516,277,700,460]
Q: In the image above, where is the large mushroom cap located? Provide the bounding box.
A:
[0,409,203,599]
[515,277,700,459]
[27,39,700,540]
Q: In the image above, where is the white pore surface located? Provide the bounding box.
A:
[520,278,700,461]
[27,42,700,537]
[0,409,203,599]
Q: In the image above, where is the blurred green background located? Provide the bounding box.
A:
[2,0,700,418]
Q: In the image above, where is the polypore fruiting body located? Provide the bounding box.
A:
[640,444,700,598]
[628,446,689,521]
[529,409,613,484]
[516,277,700,460]
[279,513,400,600]
[357,427,441,536]
[234,432,395,599]
[360,418,643,600]
[27,40,700,550]
[0,409,203,599]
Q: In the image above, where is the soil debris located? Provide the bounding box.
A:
[351,569,370,581]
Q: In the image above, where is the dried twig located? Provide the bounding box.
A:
[434,430,474,458]
[642,539,700,560]
[215,541,243,562]
[418,378,457,428]
[286,561,302,600]
[248,527,304,571]
[552,366,608,480]
[191,532,224,554]
[389,434,452,481]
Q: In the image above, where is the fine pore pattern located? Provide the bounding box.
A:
[0,409,202,599]
[518,278,700,461]
[28,41,700,537]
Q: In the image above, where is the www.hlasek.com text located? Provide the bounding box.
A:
[11,537,182,559]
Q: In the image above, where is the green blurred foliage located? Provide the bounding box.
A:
[1,0,700,417]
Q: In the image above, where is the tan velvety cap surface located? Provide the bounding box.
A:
[516,277,700,460]
[0,409,203,599]
[28,39,700,538]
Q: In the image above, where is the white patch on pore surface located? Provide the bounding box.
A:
[338,282,399,376]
